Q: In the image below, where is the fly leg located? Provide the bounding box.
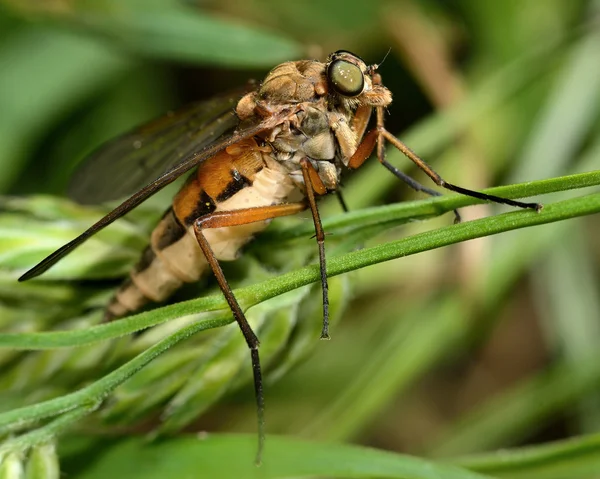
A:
[346,106,462,221]
[337,101,452,218]
[348,107,542,212]
[193,202,306,465]
[351,127,465,221]
[299,159,331,340]
[336,190,349,213]
[381,164,463,223]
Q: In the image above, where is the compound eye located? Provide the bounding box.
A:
[328,59,364,97]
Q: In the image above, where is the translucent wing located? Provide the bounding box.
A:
[69,92,245,204]
[20,99,294,281]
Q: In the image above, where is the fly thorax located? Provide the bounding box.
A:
[270,106,336,161]
[258,60,327,104]
[298,106,336,160]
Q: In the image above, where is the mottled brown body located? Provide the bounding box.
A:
[106,54,393,320]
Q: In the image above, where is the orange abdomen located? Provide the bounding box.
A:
[105,138,297,320]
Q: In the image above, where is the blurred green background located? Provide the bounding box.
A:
[1,0,600,478]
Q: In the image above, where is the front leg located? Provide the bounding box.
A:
[348,108,542,213]
[341,109,463,222]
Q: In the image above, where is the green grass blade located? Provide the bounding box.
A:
[424,23,600,457]
[508,28,600,182]
[2,174,600,350]
[300,296,467,441]
[264,170,600,242]
[1,190,599,437]
[0,313,231,434]
[12,0,304,67]
[456,431,600,479]
[428,353,600,458]
[0,27,131,192]
[533,225,600,432]
[74,433,492,479]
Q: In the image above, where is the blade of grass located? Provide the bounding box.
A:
[0,26,132,192]
[426,23,600,456]
[426,146,600,457]
[429,353,600,458]
[0,312,232,434]
[265,170,600,242]
[1,190,600,435]
[300,296,467,440]
[0,404,98,455]
[533,225,600,432]
[507,27,600,182]
[2,175,600,350]
[456,430,600,479]
[519,13,600,435]
[55,0,303,67]
[74,433,492,479]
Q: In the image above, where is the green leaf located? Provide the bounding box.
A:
[0,27,132,193]
[1,185,598,445]
[0,451,24,479]
[427,353,600,458]
[74,434,491,479]
[456,431,600,479]
[2,171,600,351]
[24,443,59,479]
[18,0,304,67]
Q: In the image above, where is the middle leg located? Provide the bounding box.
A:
[192,201,306,464]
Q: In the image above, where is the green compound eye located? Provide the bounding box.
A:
[327,59,364,97]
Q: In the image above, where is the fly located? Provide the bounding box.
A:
[18,50,542,463]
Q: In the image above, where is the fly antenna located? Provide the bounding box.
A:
[374,47,392,70]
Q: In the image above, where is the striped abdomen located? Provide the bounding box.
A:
[105,138,299,319]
